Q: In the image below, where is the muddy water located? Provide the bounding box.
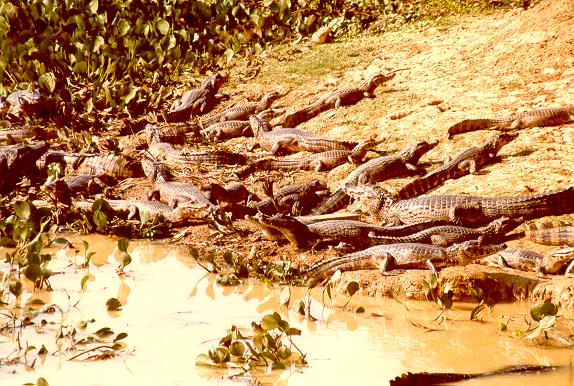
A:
[1,235,574,385]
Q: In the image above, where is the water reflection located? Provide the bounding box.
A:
[1,234,573,385]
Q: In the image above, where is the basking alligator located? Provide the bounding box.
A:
[236,138,379,178]
[447,105,574,138]
[344,184,574,227]
[148,141,247,166]
[200,91,280,128]
[1,141,49,193]
[311,140,438,215]
[368,216,522,247]
[167,72,228,122]
[38,151,143,179]
[280,69,408,128]
[396,132,517,199]
[480,246,574,277]
[523,220,574,246]
[305,239,506,286]
[249,114,359,155]
[248,179,329,216]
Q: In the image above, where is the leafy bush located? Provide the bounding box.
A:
[0,0,530,123]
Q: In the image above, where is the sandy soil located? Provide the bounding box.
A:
[123,1,574,307]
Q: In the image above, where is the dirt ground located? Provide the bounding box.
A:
[121,1,574,307]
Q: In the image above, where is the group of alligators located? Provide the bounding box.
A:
[2,69,574,294]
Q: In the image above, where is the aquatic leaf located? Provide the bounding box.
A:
[93,210,107,229]
[106,298,122,311]
[287,327,301,336]
[36,378,49,386]
[51,237,71,246]
[0,237,16,247]
[356,306,365,313]
[94,327,114,338]
[119,251,132,269]
[9,281,22,297]
[117,238,129,252]
[530,302,558,322]
[80,274,90,290]
[122,85,140,105]
[38,72,56,93]
[117,19,130,36]
[346,281,360,297]
[195,353,214,366]
[229,341,245,357]
[279,286,290,309]
[210,346,230,364]
[14,201,32,220]
[277,346,291,359]
[112,342,127,350]
[223,250,234,265]
[88,0,98,14]
[261,313,279,330]
[156,19,170,35]
[114,332,128,342]
[24,264,43,281]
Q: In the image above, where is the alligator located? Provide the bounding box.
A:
[245,212,469,251]
[148,141,247,166]
[396,132,517,199]
[480,246,574,277]
[343,183,574,227]
[249,114,359,155]
[75,153,144,179]
[0,82,55,118]
[447,105,574,138]
[201,181,255,205]
[368,216,522,247]
[523,220,574,246]
[0,125,38,143]
[311,139,438,215]
[166,72,228,122]
[199,91,280,128]
[47,174,112,203]
[237,138,379,178]
[279,69,408,128]
[249,179,329,216]
[0,141,49,193]
[145,122,202,146]
[201,120,252,142]
[305,239,507,286]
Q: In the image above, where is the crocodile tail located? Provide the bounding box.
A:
[447,119,495,138]
[305,253,376,287]
[396,176,441,199]
[309,189,349,215]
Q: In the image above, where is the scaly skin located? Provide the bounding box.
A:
[305,240,507,286]
[279,69,408,128]
[73,199,195,223]
[145,122,202,146]
[248,179,329,216]
[201,120,252,142]
[166,72,228,122]
[397,132,517,199]
[249,114,358,155]
[480,246,574,276]
[344,184,574,227]
[523,220,574,246]
[447,105,574,138]
[0,141,49,193]
[200,91,280,127]
[237,138,379,177]
[311,140,438,215]
[148,141,247,166]
[369,216,522,247]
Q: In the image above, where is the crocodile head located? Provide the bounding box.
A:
[343,183,397,219]
[397,139,439,164]
[454,238,507,264]
[201,71,228,91]
[544,246,574,275]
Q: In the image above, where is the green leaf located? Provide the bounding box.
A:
[223,251,234,265]
[122,85,140,105]
[88,0,98,14]
[9,281,22,297]
[38,72,56,93]
[356,306,365,313]
[229,341,245,357]
[93,210,108,229]
[106,297,122,311]
[119,251,132,268]
[94,327,114,338]
[14,201,31,220]
[279,286,290,309]
[261,314,279,330]
[156,19,170,35]
[24,264,43,281]
[80,274,90,290]
[36,377,49,386]
[346,281,360,297]
[114,332,128,342]
[92,36,105,53]
[530,302,558,322]
[117,238,129,252]
[117,19,130,36]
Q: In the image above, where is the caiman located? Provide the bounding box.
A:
[396,132,517,199]
[279,69,408,128]
[0,82,55,118]
[344,183,574,227]
[480,246,574,277]
[0,141,49,193]
[523,220,574,246]
[236,138,379,178]
[148,141,247,166]
[246,212,467,251]
[447,105,574,138]
[145,122,202,146]
[305,239,507,286]
[200,91,280,128]
[311,139,438,215]
[249,114,358,155]
[38,151,143,179]
[166,72,228,122]
[249,179,329,216]
[368,216,523,247]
